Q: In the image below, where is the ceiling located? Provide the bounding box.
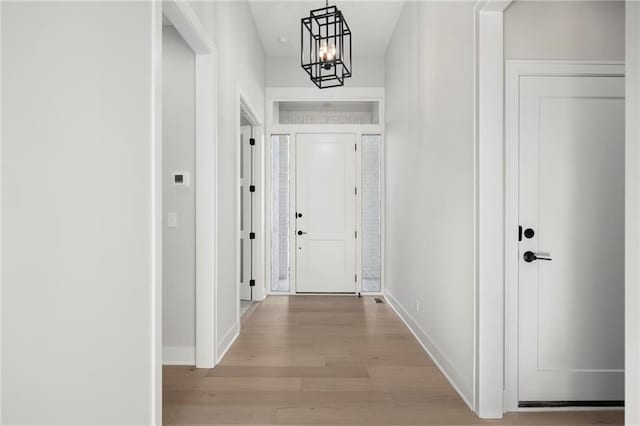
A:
[248,1,405,57]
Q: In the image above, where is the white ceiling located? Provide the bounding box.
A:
[248,1,405,57]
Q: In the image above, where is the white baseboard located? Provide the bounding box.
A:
[217,321,239,364]
[163,346,195,366]
[384,290,474,410]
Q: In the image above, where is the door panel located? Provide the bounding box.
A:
[296,133,356,293]
[240,125,252,301]
[518,75,624,402]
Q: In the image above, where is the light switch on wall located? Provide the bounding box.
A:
[168,212,178,228]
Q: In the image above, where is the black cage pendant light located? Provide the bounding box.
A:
[300,0,352,89]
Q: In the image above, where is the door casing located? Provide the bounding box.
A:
[504,60,625,412]
[235,94,265,314]
[264,87,386,296]
[239,123,254,301]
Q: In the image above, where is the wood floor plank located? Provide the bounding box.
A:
[164,390,393,406]
[209,366,370,378]
[163,296,623,425]
[163,376,302,392]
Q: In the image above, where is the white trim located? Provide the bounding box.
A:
[163,0,215,54]
[384,290,473,410]
[163,346,196,365]
[217,322,240,364]
[504,60,625,412]
[267,86,386,103]
[150,2,162,423]
[0,1,4,420]
[474,1,512,418]
[194,52,218,369]
[269,292,383,297]
[255,123,267,303]
[626,4,640,425]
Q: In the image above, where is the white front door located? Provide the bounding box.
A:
[518,75,625,403]
[296,133,356,293]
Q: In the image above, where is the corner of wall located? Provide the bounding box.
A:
[384,290,474,409]
[217,321,240,363]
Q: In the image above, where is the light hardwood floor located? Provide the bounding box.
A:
[163,296,623,425]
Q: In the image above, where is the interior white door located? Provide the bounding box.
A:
[240,125,253,301]
[296,133,356,293]
[518,75,625,403]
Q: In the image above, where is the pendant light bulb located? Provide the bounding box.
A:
[319,40,336,70]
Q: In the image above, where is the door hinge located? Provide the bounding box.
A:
[249,137,256,146]
[355,187,358,195]
[355,230,357,238]
[518,225,522,242]
[355,274,358,282]
[355,143,357,151]
[249,279,256,287]
[249,232,256,240]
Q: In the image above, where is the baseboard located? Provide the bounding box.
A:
[217,321,239,364]
[384,290,474,410]
[162,346,195,366]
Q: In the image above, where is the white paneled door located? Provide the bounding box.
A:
[240,125,253,301]
[296,133,356,293]
[518,75,625,403]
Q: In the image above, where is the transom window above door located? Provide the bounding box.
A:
[273,100,380,125]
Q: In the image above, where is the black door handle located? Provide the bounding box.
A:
[297,230,307,236]
[523,251,552,263]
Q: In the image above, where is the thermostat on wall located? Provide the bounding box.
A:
[172,172,190,187]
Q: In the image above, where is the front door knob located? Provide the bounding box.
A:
[297,230,307,236]
[523,251,552,263]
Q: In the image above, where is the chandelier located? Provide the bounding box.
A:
[300,1,352,89]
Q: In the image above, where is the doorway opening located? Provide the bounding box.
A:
[239,102,261,317]
[266,90,385,295]
[159,1,217,373]
[504,61,625,409]
[162,17,196,366]
[269,132,383,294]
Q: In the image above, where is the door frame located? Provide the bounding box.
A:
[626,5,640,425]
[235,93,265,319]
[503,60,625,411]
[473,2,631,417]
[157,0,218,374]
[474,3,512,416]
[265,87,385,296]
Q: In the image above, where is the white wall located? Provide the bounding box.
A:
[626,2,640,424]
[267,55,385,87]
[1,2,155,424]
[214,1,266,355]
[505,0,625,60]
[162,25,196,365]
[384,1,476,406]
